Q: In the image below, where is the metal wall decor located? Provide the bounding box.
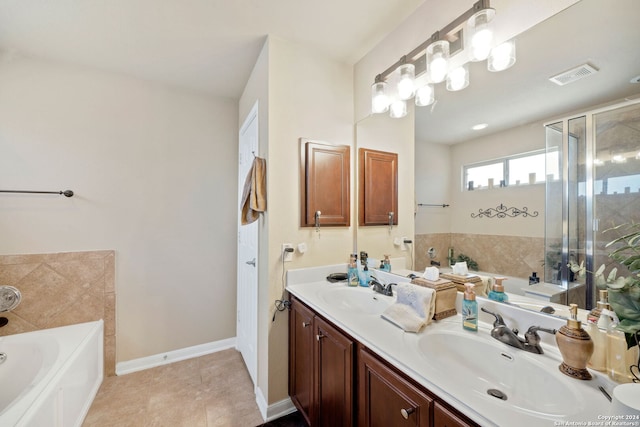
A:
[471,203,538,218]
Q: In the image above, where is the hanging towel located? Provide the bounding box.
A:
[241,156,267,225]
[381,283,436,333]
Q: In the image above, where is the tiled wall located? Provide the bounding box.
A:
[416,233,545,279]
[0,250,116,376]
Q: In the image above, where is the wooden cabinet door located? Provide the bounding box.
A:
[433,402,474,427]
[289,297,315,425]
[315,316,354,427]
[358,148,398,226]
[301,140,351,227]
[359,348,432,427]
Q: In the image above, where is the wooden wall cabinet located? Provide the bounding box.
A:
[358,148,398,226]
[289,295,478,427]
[300,140,350,227]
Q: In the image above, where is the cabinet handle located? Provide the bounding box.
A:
[302,321,311,328]
[316,332,325,341]
[400,407,416,419]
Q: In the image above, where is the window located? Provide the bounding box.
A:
[464,149,553,190]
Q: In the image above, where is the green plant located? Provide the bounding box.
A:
[450,253,478,271]
[602,223,640,348]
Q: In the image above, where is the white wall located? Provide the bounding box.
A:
[0,55,239,362]
[415,140,452,234]
[449,121,546,237]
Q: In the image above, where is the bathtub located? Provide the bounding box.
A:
[0,320,104,427]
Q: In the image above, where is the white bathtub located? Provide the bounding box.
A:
[0,320,104,427]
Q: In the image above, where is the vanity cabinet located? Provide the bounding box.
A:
[289,295,476,427]
[358,347,432,427]
[289,296,354,427]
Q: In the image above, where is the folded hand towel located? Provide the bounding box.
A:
[241,156,267,225]
[381,283,436,333]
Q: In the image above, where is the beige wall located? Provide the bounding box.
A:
[0,55,238,363]
[240,36,355,406]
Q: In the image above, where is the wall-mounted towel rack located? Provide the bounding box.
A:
[418,203,449,208]
[0,189,74,197]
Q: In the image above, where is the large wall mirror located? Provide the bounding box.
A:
[356,0,640,314]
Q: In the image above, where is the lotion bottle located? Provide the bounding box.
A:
[462,283,478,332]
[606,312,640,383]
[586,290,610,371]
[488,277,509,302]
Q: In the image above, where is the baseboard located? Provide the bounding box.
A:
[255,386,296,422]
[115,337,237,375]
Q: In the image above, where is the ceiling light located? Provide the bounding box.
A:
[488,39,516,72]
[612,154,626,163]
[446,65,469,91]
[472,123,488,130]
[467,8,495,61]
[396,63,416,100]
[415,84,435,106]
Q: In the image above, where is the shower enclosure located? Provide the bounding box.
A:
[545,98,640,309]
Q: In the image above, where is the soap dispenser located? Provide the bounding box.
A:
[462,283,478,332]
[347,257,359,287]
[556,303,594,380]
[488,277,509,302]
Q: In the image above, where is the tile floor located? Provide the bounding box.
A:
[83,349,265,427]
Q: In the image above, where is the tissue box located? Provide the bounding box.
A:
[410,277,457,320]
[440,273,484,295]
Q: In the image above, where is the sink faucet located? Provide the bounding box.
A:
[369,277,394,297]
[481,307,556,354]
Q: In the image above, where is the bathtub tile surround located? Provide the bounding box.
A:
[416,233,544,279]
[0,250,116,375]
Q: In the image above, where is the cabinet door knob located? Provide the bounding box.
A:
[302,321,311,328]
[400,407,416,419]
[316,332,325,341]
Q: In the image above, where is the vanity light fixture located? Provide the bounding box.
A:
[370,0,517,118]
[446,64,469,91]
[612,154,627,164]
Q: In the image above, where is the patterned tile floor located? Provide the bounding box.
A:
[83,349,264,427]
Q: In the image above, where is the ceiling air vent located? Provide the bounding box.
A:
[549,63,598,86]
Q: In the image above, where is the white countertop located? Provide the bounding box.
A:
[286,264,617,426]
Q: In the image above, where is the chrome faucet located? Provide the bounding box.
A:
[481,307,556,354]
[369,277,395,297]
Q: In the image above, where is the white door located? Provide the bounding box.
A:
[237,102,259,386]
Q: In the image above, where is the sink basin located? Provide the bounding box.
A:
[416,329,584,417]
[317,287,394,315]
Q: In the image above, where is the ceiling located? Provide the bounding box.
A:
[414,0,640,144]
[0,0,424,98]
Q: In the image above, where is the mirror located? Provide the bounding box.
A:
[356,0,640,313]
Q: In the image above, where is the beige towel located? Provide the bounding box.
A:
[240,156,267,225]
[381,283,436,333]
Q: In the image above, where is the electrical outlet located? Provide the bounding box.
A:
[282,243,294,262]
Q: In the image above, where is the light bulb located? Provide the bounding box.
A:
[371,81,390,114]
[467,8,495,62]
[446,65,469,91]
[488,40,516,72]
[415,84,434,106]
[389,99,407,118]
[396,63,415,100]
[427,40,450,83]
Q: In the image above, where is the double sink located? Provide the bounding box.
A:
[288,279,614,425]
